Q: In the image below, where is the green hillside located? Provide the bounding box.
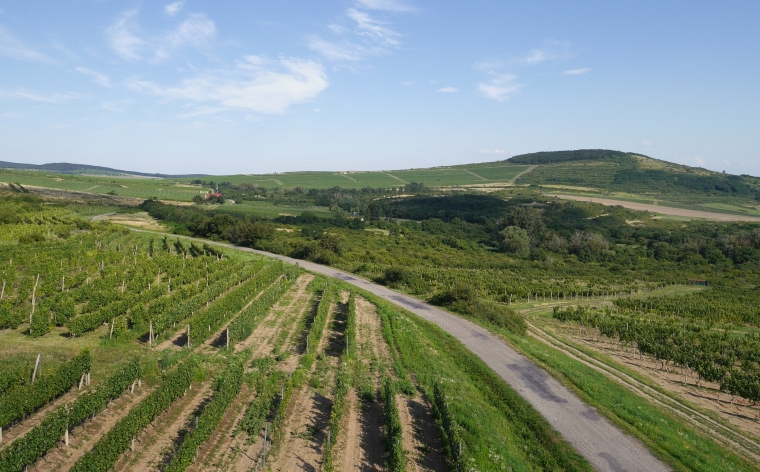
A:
[509,149,759,198]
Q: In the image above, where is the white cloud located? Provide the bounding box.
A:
[682,155,706,167]
[307,37,373,61]
[127,56,328,114]
[479,149,508,155]
[107,10,216,62]
[437,87,458,93]
[107,10,144,60]
[310,8,402,62]
[642,141,653,146]
[401,81,414,86]
[165,1,185,16]
[357,0,415,12]
[520,40,573,64]
[347,9,400,46]
[101,99,133,111]
[562,68,590,75]
[478,74,522,102]
[76,67,111,87]
[0,89,85,103]
[0,26,52,63]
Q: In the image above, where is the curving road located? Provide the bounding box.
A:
[128,228,668,472]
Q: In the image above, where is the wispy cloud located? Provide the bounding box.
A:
[562,68,590,76]
[309,7,405,62]
[437,87,458,93]
[76,67,112,87]
[165,1,185,16]
[478,74,522,102]
[0,89,85,103]
[642,141,653,146]
[357,0,416,12]
[101,99,133,111]
[520,40,573,64]
[0,26,52,63]
[107,10,144,60]
[347,9,400,46]
[479,149,508,155]
[127,56,328,114]
[683,155,706,167]
[107,10,216,62]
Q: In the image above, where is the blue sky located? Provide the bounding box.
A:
[0,1,758,176]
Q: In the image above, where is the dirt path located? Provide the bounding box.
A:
[0,384,86,449]
[547,194,760,222]
[153,271,269,352]
[397,393,447,472]
[35,384,152,471]
[332,297,389,471]
[112,382,212,472]
[235,274,314,355]
[266,299,345,472]
[530,320,760,463]
[187,276,316,471]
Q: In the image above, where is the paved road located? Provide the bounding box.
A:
[548,194,760,222]
[128,228,667,471]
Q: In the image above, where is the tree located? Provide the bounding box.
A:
[498,226,530,257]
[506,206,545,246]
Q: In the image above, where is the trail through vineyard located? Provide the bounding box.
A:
[267,295,346,471]
[199,274,290,354]
[112,382,213,472]
[35,383,153,471]
[0,381,88,449]
[529,320,760,463]
[189,274,316,471]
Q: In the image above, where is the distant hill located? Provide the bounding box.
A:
[0,161,207,179]
[505,149,760,202]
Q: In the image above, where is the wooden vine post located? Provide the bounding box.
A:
[31,353,41,384]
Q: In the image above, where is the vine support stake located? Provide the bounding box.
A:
[31,353,41,384]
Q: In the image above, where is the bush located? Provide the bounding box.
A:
[430,282,475,306]
[497,226,530,257]
[450,299,527,335]
[19,232,45,244]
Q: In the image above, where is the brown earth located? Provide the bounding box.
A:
[188,275,316,471]
[266,298,345,471]
[397,393,447,472]
[112,382,212,472]
[35,383,153,470]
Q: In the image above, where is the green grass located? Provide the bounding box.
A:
[476,323,758,471]
[212,200,334,218]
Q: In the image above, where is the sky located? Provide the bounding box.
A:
[0,1,759,176]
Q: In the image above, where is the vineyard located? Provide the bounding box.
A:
[0,202,593,472]
[2,187,760,471]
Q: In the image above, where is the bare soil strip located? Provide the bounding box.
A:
[235,274,314,355]
[397,393,447,472]
[112,382,212,472]
[266,298,346,472]
[346,296,445,471]
[0,384,86,450]
[198,275,287,354]
[529,321,760,463]
[34,385,153,471]
[188,275,316,471]
[547,194,760,222]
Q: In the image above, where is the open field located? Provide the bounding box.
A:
[547,194,760,221]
